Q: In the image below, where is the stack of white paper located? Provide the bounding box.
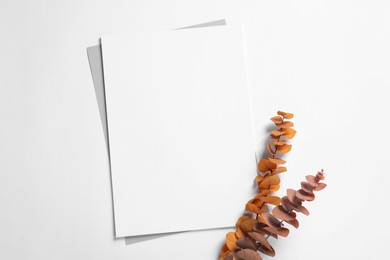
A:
[88,22,257,239]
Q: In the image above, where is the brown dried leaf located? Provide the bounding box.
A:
[226,232,238,250]
[286,219,299,229]
[236,237,257,251]
[236,249,262,260]
[271,166,287,175]
[282,128,297,139]
[254,223,278,239]
[248,232,272,251]
[270,116,283,124]
[263,226,290,237]
[296,189,315,201]
[262,213,281,229]
[301,181,315,193]
[306,175,319,186]
[287,189,303,205]
[296,205,310,216]
[268,157,286,165]
[272,205,297,221]
[276,144,292,154]
[314,183,327,191]
[281,196,296,212]
[258,244,276,257]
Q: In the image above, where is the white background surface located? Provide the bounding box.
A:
[0,0,389,259]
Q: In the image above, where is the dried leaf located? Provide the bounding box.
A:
[286,219,299,228]
[296,205,310,216]
[255,175,265,183]
[277,111,294,119]
[306,175,319,186]
[257,158,277,173]
[263,226,290,237]
[241,218,257,232]
[262,213,281,229]
[282,128,297,139]
[248,232,272,251]
[272,141,286,145]
[301,181,315,193]
[276,144,292,154]
[236,216,252,228]
[226,232,238,250]
[296,189,315,201]
[271,130,285,137]
[236,227,246,238]
[236,249,262,260]
[314,183,327,191]
[270,116,283,124]
[262,196,281,206]
[287,189,303,205]
[272,205,297,221]
[271,167,287,175]
[258,175,280,190]
[236,237,257,251]
[280,121,294,128]
[268,157,286,165]
[258,244,276,257]
[266,142,275,155]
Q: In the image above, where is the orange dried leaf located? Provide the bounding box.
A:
[241,218,257,232]
[277,111,294,119]
[236,249,262,260]
[236,227,246,239]
[226,232,238,250]
[271,130,285,137]
[270,116,283,124]
[258,175,280,189]
[236,237,257,251]
[272,141,286,145]
[262,196,281,206]
[280,121,294,128]
[248,232,272,251]
[283,128,297,139]
[271,166,287,175]
[236,216,252,228]
[266,142,275,155]
[255,175,265,183]
[257,158,277,173]
[268,157,286,165]
[276,144,292,154]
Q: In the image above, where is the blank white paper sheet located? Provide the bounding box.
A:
[101,25,256,237]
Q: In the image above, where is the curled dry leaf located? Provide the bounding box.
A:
[226,232,238,250]
[271,116,283,124]
[236,249,262,260]
[240,218,258,232]
[257,158,277,173]
[277,111,294,119]
[272,205,297,221]
[271,166,287,175]
[248,232,272,251]
[258,244,276,257]
[276,144,292,154]
[236,237,257,251]
[283,128,297,139]
[268,157,286,165]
